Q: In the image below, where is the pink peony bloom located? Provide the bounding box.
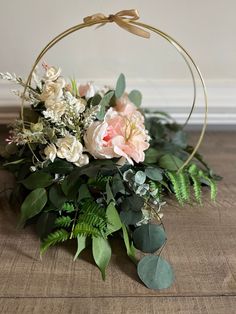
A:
[84,99,150,165]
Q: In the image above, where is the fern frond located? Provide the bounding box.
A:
[190,174,202,204]
[167,171,183,205]
[198,171,217,201]
[79,201,107,231]
[73,222,101,237]
[179,171,190,201]
[40,229,69,255]
[54,216,72,228]
[62,203,75,213]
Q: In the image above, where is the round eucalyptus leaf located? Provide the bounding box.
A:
[120,210,143,225]
[145,167,163,182]
[137,255,174,290]
[135,171,146,185]
[133,224,166,253]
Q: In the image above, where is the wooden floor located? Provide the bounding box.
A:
[0,132,236,314]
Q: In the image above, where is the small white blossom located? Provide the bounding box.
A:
[44,66,61,81]
[44,143,57,162]
[56,134,88,167]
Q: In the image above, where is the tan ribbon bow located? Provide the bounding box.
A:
[83,9,150,39]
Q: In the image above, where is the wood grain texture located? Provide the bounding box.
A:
[0,132,235,313]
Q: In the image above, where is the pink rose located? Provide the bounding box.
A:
[78,82,97,99]
[84,99,149,165]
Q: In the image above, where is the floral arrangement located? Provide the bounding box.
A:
[0,64,219,290]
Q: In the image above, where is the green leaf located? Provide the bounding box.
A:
[36,212,57,240]
[54,216,72,228]
[128,90,142,107]
[40,229,69,256]
[172,130,187,148]
[106,202,122,235]
[121,195,144,212]
[120,210,143,225]
[133,224,166,253]
[112,173,126,195]
[115,73,126,99]
[44,159,74,174]
[159,154,184,171]
[121,223,137,264]
[90,94,102,106]
[137,255,174,290]
[92,236,111,280]
[21,171,53,190]
[106,181,114,204]
[134,171,146,185]
[145,167,163,181]
[73,235,87,261]
[62,202,75,213]
[49,184,67,209]
[97,91,114,120]
[144,148,160,164]
[78,184,91,202]
[61,169,82,197]
[18,188,47,227]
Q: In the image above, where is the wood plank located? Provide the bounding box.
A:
[1,296,236,314]
[0,132,235,302]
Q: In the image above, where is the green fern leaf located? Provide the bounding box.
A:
[79,201,108,231]
[191,174,202,204]
[73,222,101,238]
[62,203,75,213]
[167,171,184,205]
[54,216,72,228]
[179,171,190,201]
[40,229,69,255]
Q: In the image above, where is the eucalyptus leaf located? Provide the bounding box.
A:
[18,188,47,227]
[121,195,144,212]
[145,167,163,181]
[115,73,126,99]
[97,91,114,120]
[120,210,143,225]
[144,148,161,164]
[134,171,146,185]
[73,235,87,261]
[21,172,53,190]
[172,130,187,148]
[159,154,184,171]
[137,255,174,290]
[128,90,142,107]
[133,224,166,253]
[92,236,111,280]
[106,202,122,234]
[112,173,126,195]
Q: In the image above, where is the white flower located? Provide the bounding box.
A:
[56,134,89,167]
[40,78,65,102]
[78,82,98,99]
[44,143,57,162]
[74,99,86,114]
[44,66,61,81]
[43,100,66,122]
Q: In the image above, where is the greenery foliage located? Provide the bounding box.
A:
[0,73,220,291]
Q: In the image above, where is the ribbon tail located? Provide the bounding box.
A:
[113,16,150,39]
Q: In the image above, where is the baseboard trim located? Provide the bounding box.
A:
[0,79,235,125]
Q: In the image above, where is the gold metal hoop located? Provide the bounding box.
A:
[20,13,208,171]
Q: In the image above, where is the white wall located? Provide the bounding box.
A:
[0,0,235,125]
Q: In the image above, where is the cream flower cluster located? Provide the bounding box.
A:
[44,134,89,167]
